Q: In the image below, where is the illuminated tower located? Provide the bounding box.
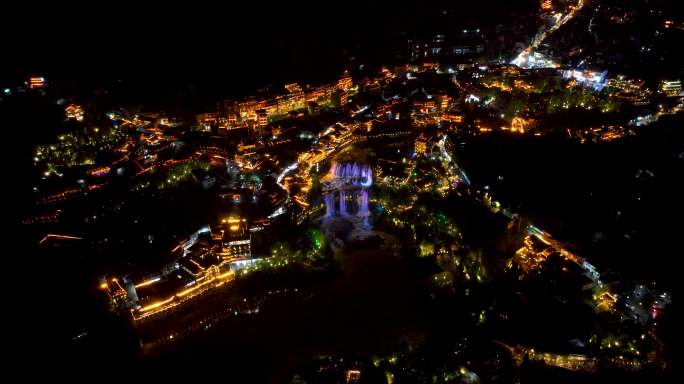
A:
[220,216,251,259]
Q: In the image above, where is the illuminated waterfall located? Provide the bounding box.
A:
[328,162,373,188]
[358,190,369,216]
[339,190,348,216]
[323,161,372,218]
[324,194,335,217]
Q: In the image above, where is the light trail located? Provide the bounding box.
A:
[512,0,586,68]
[139,297,174,312]
[352,105,370,117]
[277,162,298,187]
[135,277,161,289]
[38,233,82,244]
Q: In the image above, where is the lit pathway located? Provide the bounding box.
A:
[436,134,604,288]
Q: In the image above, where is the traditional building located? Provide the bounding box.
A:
[220,216,251,259]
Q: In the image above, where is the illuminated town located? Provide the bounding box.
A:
[7,0,680,382]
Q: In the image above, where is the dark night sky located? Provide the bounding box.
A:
[3,1,535,89]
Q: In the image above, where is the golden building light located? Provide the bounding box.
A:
[29,76,46,89]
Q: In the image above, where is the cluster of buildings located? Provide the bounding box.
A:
[562,69,608,92]
[197,71,353,133]
[102,215,257,321]
[659,80,682,97]
[1,75,48,100]
[566,125,630,143]
[406,30,486,63]
[607,76,650,105]
[504,343,599,373]
[623,283,671,326]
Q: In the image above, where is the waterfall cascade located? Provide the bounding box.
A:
[328,162,373,188]
[339,190,348,216]
[324,194,335,217]
[323,161,372,218]
[358,190,369,216]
